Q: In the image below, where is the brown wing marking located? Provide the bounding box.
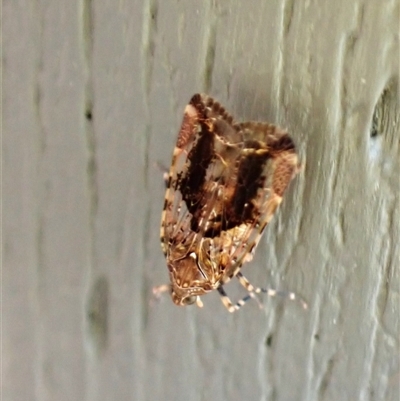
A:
[161,94,236,254]
[214,125,299,282]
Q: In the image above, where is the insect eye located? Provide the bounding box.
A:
[181,296,197,306]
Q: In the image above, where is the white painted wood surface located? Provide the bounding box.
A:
[4,1,399,400]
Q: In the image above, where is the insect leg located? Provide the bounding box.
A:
[236,272,308,309]
[217,285,258,312]
[152,284,171,303]
[155,161,169,187]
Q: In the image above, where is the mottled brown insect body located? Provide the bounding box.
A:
[158,94,301,312]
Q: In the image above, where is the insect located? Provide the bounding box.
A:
[156,93,305,312]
